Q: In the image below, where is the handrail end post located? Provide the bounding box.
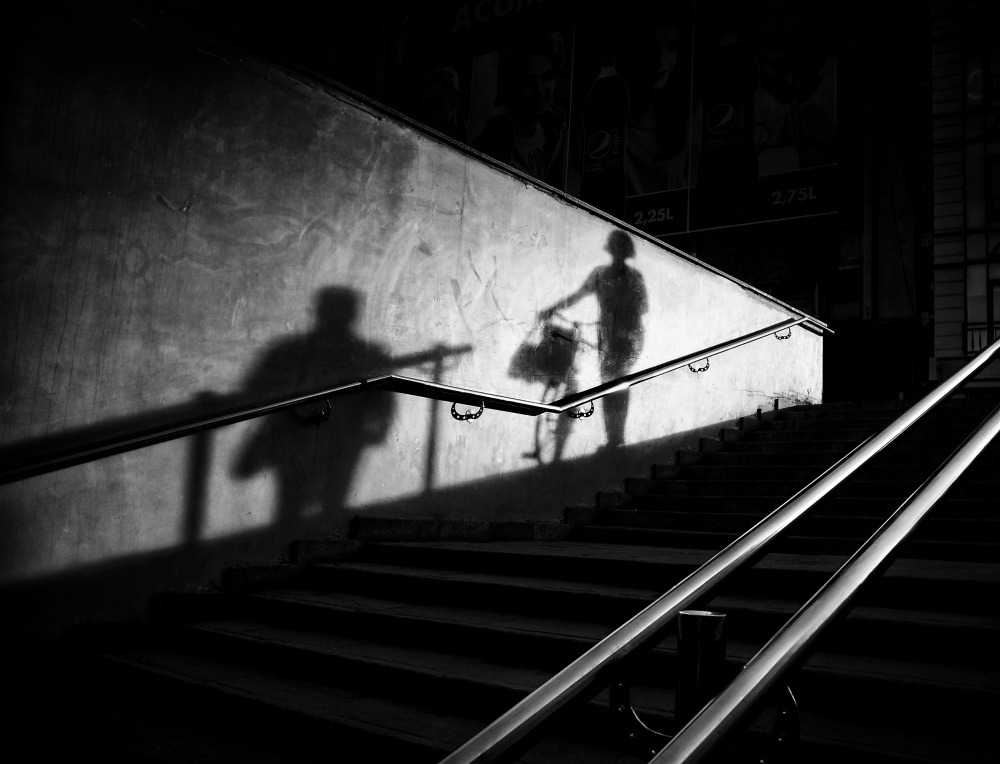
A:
[675,610,727,730]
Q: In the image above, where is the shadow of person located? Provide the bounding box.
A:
[231,286,396,532]
[539,230,648,449]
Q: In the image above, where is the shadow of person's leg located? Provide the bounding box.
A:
[603,389,630,448]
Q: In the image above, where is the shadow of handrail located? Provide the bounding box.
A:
[0,316,822,485]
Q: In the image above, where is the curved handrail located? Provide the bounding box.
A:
[0,316,818,485]
[437,336,1000,764]
[387,317,816,415]
[650,399,1000,763]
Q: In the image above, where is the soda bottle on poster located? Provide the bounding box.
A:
[579,57,630,220]
[695,36,759,224]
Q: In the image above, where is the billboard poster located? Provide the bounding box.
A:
[570,2,696,231]
[693,0,838,231]
[466,25,575,191]
[382,0,837,233]
[381,3,476,145]
[572,0,837,235]
[381,1,574,192]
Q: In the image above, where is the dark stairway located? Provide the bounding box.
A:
[36,397,1000,764]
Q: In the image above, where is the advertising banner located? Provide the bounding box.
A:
[573,0,837,235]
[382,0,837,235]
[383,1,574,190]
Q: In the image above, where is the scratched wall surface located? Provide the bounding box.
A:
[0,3,822,635]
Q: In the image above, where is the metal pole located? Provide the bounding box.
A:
[675,611,727,729]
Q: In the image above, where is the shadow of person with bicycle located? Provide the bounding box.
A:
[536,230,648,451]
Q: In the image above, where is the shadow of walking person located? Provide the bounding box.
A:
[232,286,395,533]
[540,230,648,449]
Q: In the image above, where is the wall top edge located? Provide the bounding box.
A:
[144,1,830,335]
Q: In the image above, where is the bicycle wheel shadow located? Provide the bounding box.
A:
[508,314,587,462]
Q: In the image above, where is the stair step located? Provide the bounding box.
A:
[70,637,674,762]
[182,610,1000,714]
[654,464,832,481]
[743,428,883,441]
[763,417,899,430]
[568,524,865,555]
[57,648,481,761]
[300,541,1000,617]
[147,582,1000,724]
[580,509,1000,542]
[241,588,614,663]
[794,711,996,764]
[610,492,997,517]
[82,585,999,761]
[762,416,997,433]
[30,680,338,764]
[688,445,999,468]
[231,585,1000,669]
[652,463,997,483]
[43,637,996,764]
[623,477,995,500]
[683,451,864,467]
[567,524,1000,561]
[731,438,961,453]
[177,618,572,718]
[302,557,663,625]
[778,398,997,418]
[39,397,1000,764]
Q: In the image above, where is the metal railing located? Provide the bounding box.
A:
[652,397,1000,763]
[438,335,1000,764]
[0,316,822,485]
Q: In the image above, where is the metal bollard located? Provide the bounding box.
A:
[675,610,727,729]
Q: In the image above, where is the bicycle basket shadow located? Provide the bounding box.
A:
[508,317,579,385]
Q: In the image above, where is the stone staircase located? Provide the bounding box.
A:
[35,397,1000,763]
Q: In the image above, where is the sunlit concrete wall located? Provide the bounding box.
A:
[0,3,822,640]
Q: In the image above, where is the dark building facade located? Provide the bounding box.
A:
[160,0,999,401]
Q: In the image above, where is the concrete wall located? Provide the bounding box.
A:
[0,2,823,644]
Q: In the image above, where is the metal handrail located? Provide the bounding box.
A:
[438,336,1000,764]
[650,406,1000,764]
[402,316,817,415]
[0,316,819,485]
[652,398,1000,764]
